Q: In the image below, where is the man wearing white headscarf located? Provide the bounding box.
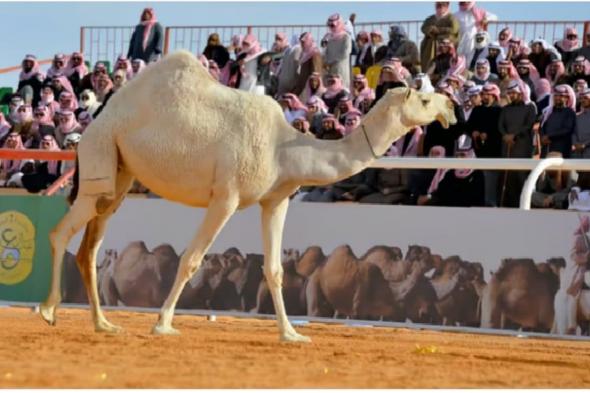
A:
[454,2,497,65]
[413,73,435,93]
[469,31,490,70]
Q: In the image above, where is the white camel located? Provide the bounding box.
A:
[39,50,455,342]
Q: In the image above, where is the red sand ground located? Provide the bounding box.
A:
[1,307,589,388]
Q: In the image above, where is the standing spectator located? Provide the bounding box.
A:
[131,59,146,79]
[276,37,302,95]
[545,59,567,86]
[237,34,266,94]
[506,37,530,66]
[227,35,243,60]
[127,7,163,63]
[323,14,352,90]
[45,54,67,80]
[374,62,408,103]
[370,30,386,63]
[202,33,230,69]
[321,74,349,113]
[467,83,502,206]
[565,56,590,86]
[498,80,537,207]
[18,55,45,106]
[299,72,326,103]
[426,38,456,85]
[516,59,539,103]
[498,27,512,52]
[555,27,581,68]
[573,88,590,158]
[468,31,490,71]
[413,73,435,93]
[419,134,485,207]
[574,79,588,111]
[316,114,345,140]
[529,39,557,78]
[497,60,518,105]
[64,52,89,96]
[305,96,328,135]
[380,25,420,74]
[351,74,375,108]
[471,59,498,85]
[540,84,577,158]
[420,2,460,74]
[422,82,465,156]
[577,31,590,62]
[355,31,374,74]
[454,2,497,64]
[485,42,504,76]
[293,32,323,96]
[464,85,482,120]
[535,78,552,115]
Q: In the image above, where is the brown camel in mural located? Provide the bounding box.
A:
[62,250,88,304]
[480,258,564,332]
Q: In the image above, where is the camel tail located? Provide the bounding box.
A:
[67,157,79,205]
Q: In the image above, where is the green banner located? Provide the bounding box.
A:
[0,196,68,302]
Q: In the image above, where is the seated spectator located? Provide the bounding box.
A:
[13,104,36,148]
[46,53,67,80]
[78,90,101,117]
[485,41,504,76]
[356,167,406,205]
[51,76,76,102]
[54,110,83,147]
[498,27,512,51]
[293,32,322,97]
[279,93,307,124]
[370,30,386,63]
[202,33,230,69]
[413,73,435,93]
[127,7,163,63]
[336,95,354,125]
[471,58,498,85]
[31,105,55,138]
[445,52,467,82]
[573,88,590,158]
[419,134,485,207]
[565,56,590,86]
[7,95,24,126]
[497,60,518,105]
[305,96,327,135]
[380,25,419,75]
[60,132,81,177]
[0,132,27,186]
[535,78,552,115]
[516,59,540,102]
[545,59,567,86]
[528,39,557,78]
[302,168,378,203]
[323,13,352,89]
[207,60,221,81]
[93,74,114,112]
[0,112,11,143]
[18,54,45,106]
[464,85,482,120]
[531,151,576,209]
[237,34,266,94]
[40,86,60,118]
[79,62,108,93]
[130,58,146,79]
[21,135,62,194]
[321,74,349,113]
[342,109,362,136]
[426,38,455,85]
[540,84,577,158]
[58,91,78,112]
[351,74,375,109]
[568,172,590,211]
[64,52,88,95]
[276,36,301,96]
[77,111,92,132]
[506,37,530,66]
[299,72,326,103]
[355,31,374,74]
[410,145,446,204]
[468,31,490,71]
[291,117,312,135]
[112,69,127,93]
[422,82,465,156]
[555,27,580,68]
[114,54,133,80]
[374,61,408,103]
[420,2,460,74]
[316,114,345,140]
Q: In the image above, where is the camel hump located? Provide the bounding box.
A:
[152,244,179,258]
[304,246,325,257]
[494,258,536,281]
[223,247,242,257]
[361,245,402,261]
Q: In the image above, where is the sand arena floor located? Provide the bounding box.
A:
[1,307,590,388]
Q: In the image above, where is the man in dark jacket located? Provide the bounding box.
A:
[541,85,577,158]
[17,55,44,106]
[498,80,537,207]
[516,59,538,103]
[565,56,590,87]
[377,25,420,75]
[127,8,164,63]
[467,83,503,206]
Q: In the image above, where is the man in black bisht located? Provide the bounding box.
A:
[498,79,537,207]
[540,84,577,158]
[468,83,503,206]
[565,56,590,87]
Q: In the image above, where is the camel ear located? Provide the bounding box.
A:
[404,87,412,101]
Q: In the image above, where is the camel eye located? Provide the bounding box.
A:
[421,99,430,106]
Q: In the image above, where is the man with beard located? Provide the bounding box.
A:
[565,56,590,86]
[469,31,490,71]
[573,88,590,158]
[485,42,504,76]
[498,80,537,207]
[540,84,577,158]
[377,25,420,74]
[497,60,517,105]
[420,2,460,74]
[17,55,44,106]
[516,59,538,103]
[471,58,498,85]
[467,83,503,206]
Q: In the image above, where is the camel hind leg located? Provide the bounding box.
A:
[75,170,134,333]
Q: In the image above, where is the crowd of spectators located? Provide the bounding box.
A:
[1,3,590,209]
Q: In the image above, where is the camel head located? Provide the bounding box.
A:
[384,88,456,129]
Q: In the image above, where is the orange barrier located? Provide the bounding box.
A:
[43,167,76,196]
[0,149,76,161]
[0,59,52,75]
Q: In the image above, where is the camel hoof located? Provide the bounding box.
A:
[151,324,180,336]
[280,331,311,343]
[39,303,56,326]
[95,321,123,334]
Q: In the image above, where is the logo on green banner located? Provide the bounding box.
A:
[0,211,36,285]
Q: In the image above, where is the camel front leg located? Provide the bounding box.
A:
[261,197,311,343]
[153,196,238,335]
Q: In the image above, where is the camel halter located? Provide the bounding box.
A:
[361,123,380,159]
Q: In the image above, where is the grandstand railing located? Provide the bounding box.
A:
[80,20,590,66]
[2,148,589,210]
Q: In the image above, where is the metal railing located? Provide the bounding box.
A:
[79,20,590,66]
